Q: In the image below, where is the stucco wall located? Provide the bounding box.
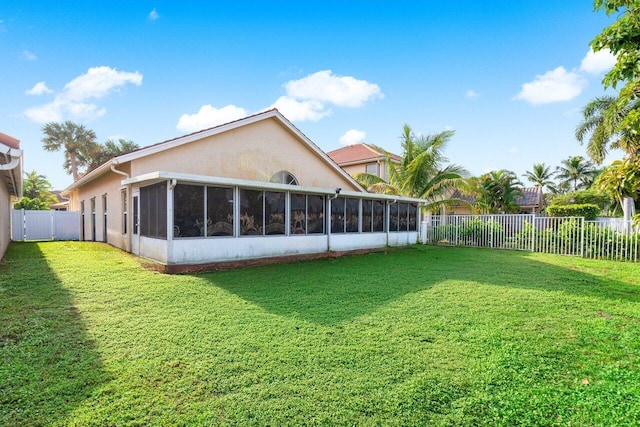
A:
[341,161,388,181]
[0,182,10,260]
[70,172,129,251]
[132,118,359,191]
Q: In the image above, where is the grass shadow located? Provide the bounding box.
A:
[0,243,108,426]
[197,245,640,326]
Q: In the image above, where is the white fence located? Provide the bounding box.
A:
[11,209,80,241]
[425,214,640,262]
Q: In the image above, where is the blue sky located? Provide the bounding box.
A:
[0,1,620,190]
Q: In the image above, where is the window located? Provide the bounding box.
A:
[307,195,325,234]
[399,202,408,231]
[90,198,96,241]
[290,193,325,235]
[373,200,385,232]
[122,190,127,234]
[140,182,167,239]
[362,200,373,233]
[270,170,298,185]
[408,203,418,231]
[173,184,205,238]
[365,163,379,176]
[207,187,234,236]
[290,193,306,234]
[133,196,139,235]
[239,189,286,236]
[240,189,263,235]
[265,191,285,235]
[389,202,398,232]
[330,197,345,233]
[345,198,359,233]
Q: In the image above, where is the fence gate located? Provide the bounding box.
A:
[11,209,80,241]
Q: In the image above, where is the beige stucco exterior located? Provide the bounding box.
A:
[132,119,359,190]
[63,110,424,268]
[1,136,22,260]
[340,161,390,181]
[0,182,11,258]
[65,112,365,254]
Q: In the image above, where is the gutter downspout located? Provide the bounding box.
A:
[387,199,397,247]
[1,148,22,197]
[110,163,132,252]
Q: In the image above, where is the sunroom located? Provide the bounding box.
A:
[123,171,422,267]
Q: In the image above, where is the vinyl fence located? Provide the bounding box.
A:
[11,209,80,241]
[425,214,640,262]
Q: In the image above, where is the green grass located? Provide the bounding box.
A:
[1,242,640,426]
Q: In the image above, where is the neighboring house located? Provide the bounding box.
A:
[0,132,23,260]
[444,187,544,215]
[327,143,401,181]
[62,110,423,271]
[50,191,69,211]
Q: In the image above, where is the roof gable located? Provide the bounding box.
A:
[64,109,365,193]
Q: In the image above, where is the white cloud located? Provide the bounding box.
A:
[466,89,479,99]
[24,66,143,124]
[514,66,587,105]
[148,8,159,21]
[271,96,331,122]
[284,70,384,108]
[176,104,248,132]
[508,146,519,154]
[339,129,366,145]
[26,81,52,95]
[580,48,616,74]
[22,50,37,60]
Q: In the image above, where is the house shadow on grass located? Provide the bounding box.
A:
[197,245,640,326]
[0,243,108,426]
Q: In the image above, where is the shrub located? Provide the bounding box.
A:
[546,204,599,220]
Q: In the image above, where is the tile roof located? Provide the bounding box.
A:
[450,187,542,207]
[327,143,401,165]
[0,132,20,149]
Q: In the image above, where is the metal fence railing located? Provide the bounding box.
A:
[425,214,640,262]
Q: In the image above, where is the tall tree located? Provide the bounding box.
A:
[473,169,523,214]
[13,170,58,210]
[556,156,597,191]
[523,163,556,192]
[42,121,98,181]
[86,138,139,172]
[591,0,640,136]
[575,95,640,163]
[353,125,467,212]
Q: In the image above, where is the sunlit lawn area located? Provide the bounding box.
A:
[1,242,640,426]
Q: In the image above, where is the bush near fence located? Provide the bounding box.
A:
[546,204,599,220]
[427,214,639,262]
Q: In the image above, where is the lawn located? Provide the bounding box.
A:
[1,242,640,426]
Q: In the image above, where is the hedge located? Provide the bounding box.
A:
[546,203,599,220]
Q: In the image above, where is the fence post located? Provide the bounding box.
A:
[490,215,494,249]
[580,217,585,258]
[21,209,26,241]
[530,214,535,253]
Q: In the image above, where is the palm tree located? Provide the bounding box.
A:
[575,95,640,164]
[474,169,523,213]
[42,121,98,181]
[523,163,556,192]
[555,156,596,192]
[14,170,58,210]
[353,124,467,211]
[86,138,139,172]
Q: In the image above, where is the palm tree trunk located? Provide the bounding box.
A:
[70,154,79,181]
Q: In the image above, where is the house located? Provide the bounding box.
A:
[0,132,23,260]
[62,110,423,272]
[50,191,69,211]
[327,143,401,181]
[444,187,544,215]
